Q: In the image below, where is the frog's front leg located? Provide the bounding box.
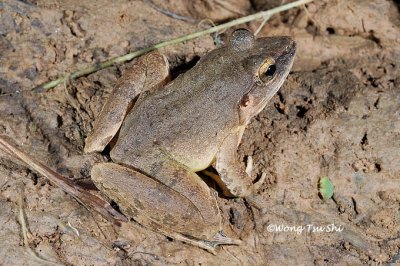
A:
[215,129,266,197]
[91,155,240,253]
[84,52,169,153]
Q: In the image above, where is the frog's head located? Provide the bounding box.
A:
[229,29,296,124]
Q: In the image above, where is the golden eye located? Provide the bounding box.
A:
[258,58,276,83]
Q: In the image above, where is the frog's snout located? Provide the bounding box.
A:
[275,37,297,66]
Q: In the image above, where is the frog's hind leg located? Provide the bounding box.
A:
[91,161,241,252]
[84,52,169,153]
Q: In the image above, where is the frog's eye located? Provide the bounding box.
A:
[258,58,276,83]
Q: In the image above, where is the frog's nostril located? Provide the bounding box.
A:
[291,41,297,51]
[286,40,297,55]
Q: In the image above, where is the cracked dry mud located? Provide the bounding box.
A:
[0,0,399,265]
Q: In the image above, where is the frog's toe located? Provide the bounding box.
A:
[254,172,267,191]
[245,156,267,192]
[245,155,253,176]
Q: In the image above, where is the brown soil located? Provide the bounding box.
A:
[1,0,399,265]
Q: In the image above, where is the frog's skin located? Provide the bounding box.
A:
[84,29,296,253]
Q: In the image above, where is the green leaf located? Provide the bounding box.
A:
[319,176,334,200]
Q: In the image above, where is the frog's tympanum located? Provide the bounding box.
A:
[84,29,296,252]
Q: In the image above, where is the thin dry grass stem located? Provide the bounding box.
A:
[144,0,198,23]
[254,15,271,36]
[17,185,64,265]
[302,3,322,35]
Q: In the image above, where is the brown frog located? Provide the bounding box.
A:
[84,29,296,252]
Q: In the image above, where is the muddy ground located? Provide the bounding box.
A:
[0,0,399,265]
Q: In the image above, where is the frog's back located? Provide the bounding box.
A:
[112,47,251,167]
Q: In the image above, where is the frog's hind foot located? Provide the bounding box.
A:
[164,231,241,255]
[212,231,242,245]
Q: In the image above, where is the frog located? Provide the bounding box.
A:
[84,29,296,253]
